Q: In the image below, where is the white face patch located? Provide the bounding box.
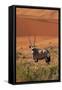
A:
[32,51,33,54]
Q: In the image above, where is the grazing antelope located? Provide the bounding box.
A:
[28,36,51,64]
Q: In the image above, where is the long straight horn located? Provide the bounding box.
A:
[33,36,36,47]
[28,36,32,48]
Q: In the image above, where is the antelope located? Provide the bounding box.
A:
[28,36,51,64]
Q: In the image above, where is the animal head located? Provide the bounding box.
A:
[32,48,38,54]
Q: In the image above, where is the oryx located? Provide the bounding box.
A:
[28,36,51,64]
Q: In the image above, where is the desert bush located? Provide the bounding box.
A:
[16,52,22,59]
[16,59,59,82]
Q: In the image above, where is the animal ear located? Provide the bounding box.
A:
[29,45,31,48]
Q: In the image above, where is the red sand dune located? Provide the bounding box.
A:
[16,17,58,37]
[16,8,59,38]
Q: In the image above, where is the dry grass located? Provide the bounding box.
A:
[16,59,59,82]
[16,45,59,82]
[16,36,59,82]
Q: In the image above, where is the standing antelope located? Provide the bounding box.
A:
[28,36,51,64]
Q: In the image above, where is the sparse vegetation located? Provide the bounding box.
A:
[16,46,59,82]
[16,59,59,82]
[16,37,59,82]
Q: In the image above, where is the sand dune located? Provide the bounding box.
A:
[16,8,59,37]
[16,17,58,37]
[16,36,58,51]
